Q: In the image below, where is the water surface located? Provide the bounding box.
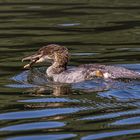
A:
[0,0,140,140]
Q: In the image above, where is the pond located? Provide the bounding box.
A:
[0,0,140,139]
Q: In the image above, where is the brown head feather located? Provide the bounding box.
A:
[40,44,69,68]
[22,44,69,70]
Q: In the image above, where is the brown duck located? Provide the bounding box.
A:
[22,44,140,83]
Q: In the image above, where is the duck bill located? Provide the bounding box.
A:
[22,54,41,62]
[22,53,42,69]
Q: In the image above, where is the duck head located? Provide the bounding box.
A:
[22,44,69,69]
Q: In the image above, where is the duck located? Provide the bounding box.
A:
[22,44,140,83]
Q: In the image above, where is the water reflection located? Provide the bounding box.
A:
[6,134,77,140]
[0,121,65,131]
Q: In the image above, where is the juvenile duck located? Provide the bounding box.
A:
[22,44,140,83]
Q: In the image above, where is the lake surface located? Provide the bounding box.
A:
[0,0,140,139]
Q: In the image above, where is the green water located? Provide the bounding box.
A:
[0,0,140,140]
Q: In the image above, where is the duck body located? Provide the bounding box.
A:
[47,65,99,83]
[22,44,140,84]
[47,64,140,83]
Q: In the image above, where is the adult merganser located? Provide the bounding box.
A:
[22,44,140,83]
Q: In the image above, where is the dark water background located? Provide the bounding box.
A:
[0,0,140,139]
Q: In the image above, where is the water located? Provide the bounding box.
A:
[0,0,140,139]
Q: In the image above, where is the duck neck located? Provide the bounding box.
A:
[46,61,67,77]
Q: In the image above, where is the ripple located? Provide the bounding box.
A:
[7,134,77,140]
[18,97,79,103]
[112,116,140,126]
[0,107,92,120]
[80,109,140,121]
[82,129,140,140]
[58,23,80,27]
[0,121,65,131]
[100,88,140,100]
[72,52,98,56]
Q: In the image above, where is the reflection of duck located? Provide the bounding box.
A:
[22,44,140,83]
